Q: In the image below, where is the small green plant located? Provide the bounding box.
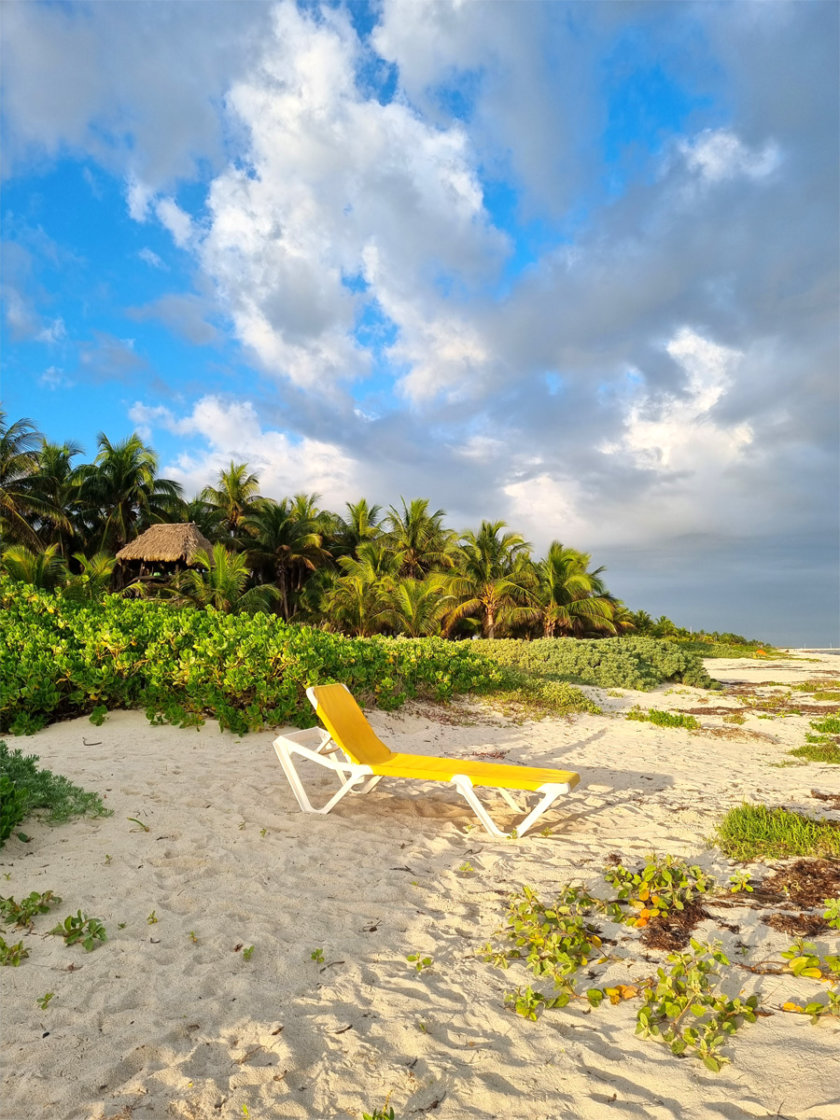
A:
[728,872,753,894]
[457,861,475,874]
[310,948,324,963]
[636,939,759,1070]
[823,898,840,930]
[243,945,255,961]
[626,708,700,730]
[89,705,108,726]
[189,930,198,943]
[363,1103,395,1120]
[603,854,715,928]
[127,817,150,832]
[723,713,746,725]
[714,803,840,860]
[406,953,433,972]
[146,910,158,925]
[49,911,107,951]
[260,828,267,838]
[0,890,61,927]
[37,991,55,1010]
[104,854,112,865]
[781,939,840,1022]
[0,935,29,966]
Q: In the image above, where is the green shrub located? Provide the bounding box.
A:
[471,635,715,691]
[0,742,111,825]
[0,580,506,734]
[0,773,28,848]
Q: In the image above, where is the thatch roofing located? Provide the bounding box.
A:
[116,523,214,564]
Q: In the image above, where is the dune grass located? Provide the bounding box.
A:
[714,803,840,861]
[789,714,840,765]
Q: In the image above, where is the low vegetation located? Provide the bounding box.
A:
[0,740,111,845]
[789,714,840,765]
[713,803,840,861]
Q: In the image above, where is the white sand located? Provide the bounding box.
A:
[2,652,839,1120]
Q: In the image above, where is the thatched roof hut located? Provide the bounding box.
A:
[116,523,214,566]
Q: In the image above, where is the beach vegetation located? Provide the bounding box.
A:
[49,911,107,951]
[0,936,30,966]
[0,890,61,928]
[626,708,701,730]
[788,714,840,764]
[37,991,55,1010]
[362,1104,395,1120]
[242,945,255,960]
[603,855,715,927]
[310,948,324,963]
[0,742,111,837]
[713,803,840,860]
[781,940,840,1022]
[406,953,433,971]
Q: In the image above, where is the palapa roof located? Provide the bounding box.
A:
[116,523,214,564]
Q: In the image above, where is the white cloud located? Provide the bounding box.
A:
[679,128,781,184]
[126,177,154,222]
[138,248,167,270]
[37,317,66,344]
[129,395,363,509]
[155,197,194,249]
[198,1,503,390]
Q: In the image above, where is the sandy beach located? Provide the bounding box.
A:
[2,652,839,1120]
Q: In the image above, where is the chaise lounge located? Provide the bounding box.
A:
[272,683,581,838]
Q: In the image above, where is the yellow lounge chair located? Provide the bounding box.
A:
[272,683,581,838]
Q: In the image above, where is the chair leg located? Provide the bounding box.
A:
[449,778,567,838]
[273,740,370,815]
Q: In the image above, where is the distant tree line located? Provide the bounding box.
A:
[0,411,690,640]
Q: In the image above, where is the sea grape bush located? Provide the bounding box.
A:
[471,636,715,691]
[0,580,506,734]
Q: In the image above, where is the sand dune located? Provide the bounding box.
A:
[2,653,839,1120]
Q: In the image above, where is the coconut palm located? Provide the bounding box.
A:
[536,542,617,638]
[381,577,447,637]
[1,543,67,590]
[29,440,85,556]
[384,498,453,579]
[443,521,537,639]
[331,498,383,558]
[77,433,182,552]
[0,413,67,549]
[200,462,261,537]
[167,545,280,614]
[242,498,328,619]
[320,541,402,636]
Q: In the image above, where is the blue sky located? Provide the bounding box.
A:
[1,0,838,645]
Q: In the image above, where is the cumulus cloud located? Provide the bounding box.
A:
[129,395,363,508]
[197,1,504,388]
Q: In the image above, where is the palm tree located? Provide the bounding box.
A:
[77,433,182,552]
[536,542,617,638]
[29,439,84,556]
[167,545,280,614]
[200,462,261,538]
[320,541,402,636]
[0,413,66,549]
[242,498,328,619]
[332,498,383,558]
[443,521,536,639]
[1,543,67,590]
[381,577,447,637]
[384,498,453,578]
[63,552,116,601]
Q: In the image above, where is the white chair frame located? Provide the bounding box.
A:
[272,726,573,838]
